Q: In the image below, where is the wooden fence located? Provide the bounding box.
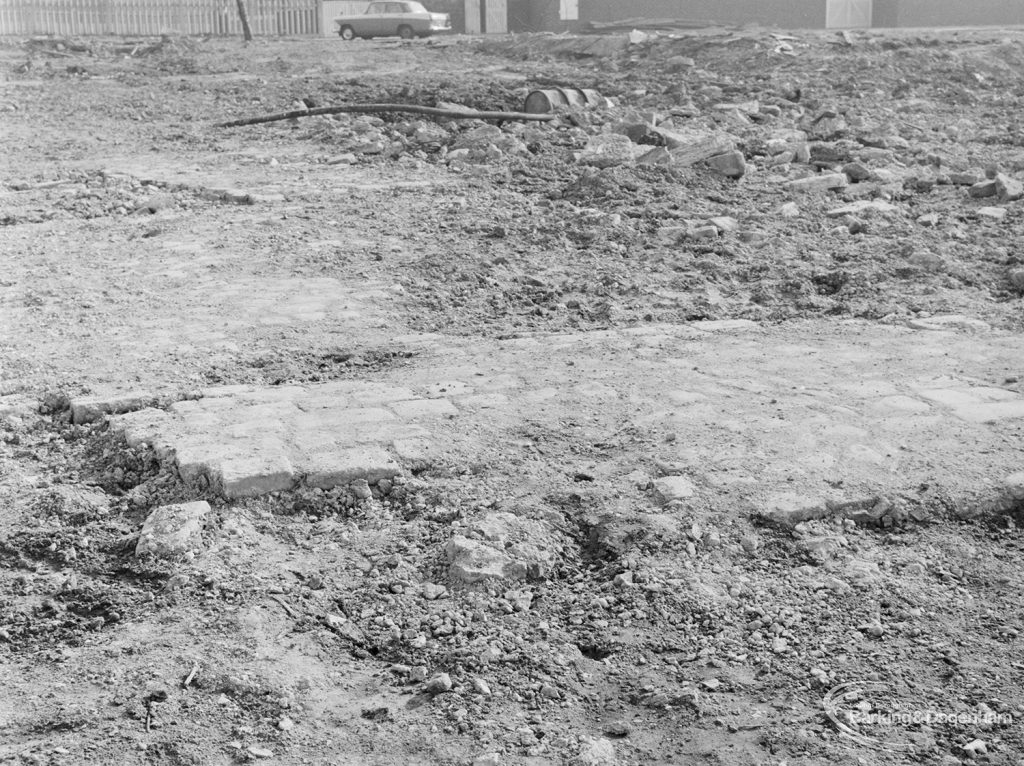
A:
[0,0,321,36]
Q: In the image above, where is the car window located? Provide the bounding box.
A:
[406,2,427,11]
[366,3,385,12]
[386,3,405,12]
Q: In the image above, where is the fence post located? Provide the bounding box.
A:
[235,0,253,39]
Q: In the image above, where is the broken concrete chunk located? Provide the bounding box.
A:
[71,391,158,424]
[469,512,541,542]
[636,146,672,165]
[842,161,871,181]
[708,216,739,233]
[446,535,552,583]
[968,179,998,198]
[977,206,1007,221]
[652,476,696,504]
[665,130,736,167]
[785,173,848,193]
[587,511,684,557]
[574,736,617,766]
[705,150,746,178]
[948,171,980,186]
[809,140,860,163]
[136,501,210,558]
[907,314,991,333]
[856,147,895,163]
[760,493,829,526]
[447,512,555,584]
[452,125,527,156]
[576,133,638,168]
[995,173,1024,202]
[689,224,718,239]
[825,200,899,218]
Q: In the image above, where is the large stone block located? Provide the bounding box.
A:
[953,401,1024,423]
[218,451,295,498]
[71,391,157,424]
[108,407,170,448]
[391,437,440,470]
[350,386,417,405]
[302,446,402,489]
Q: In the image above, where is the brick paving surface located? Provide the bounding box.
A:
[89,320,1024,507]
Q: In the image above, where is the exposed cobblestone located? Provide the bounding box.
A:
[99,321,1024,510]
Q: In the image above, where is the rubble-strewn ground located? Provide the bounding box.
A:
[2,27,1024,766]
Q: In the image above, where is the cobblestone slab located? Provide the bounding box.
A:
[109,381,458,498]
[105,320,1024,508]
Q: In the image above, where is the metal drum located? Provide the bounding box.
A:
[523,88,608,114]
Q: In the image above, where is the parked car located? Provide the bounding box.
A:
[335,2,451,40]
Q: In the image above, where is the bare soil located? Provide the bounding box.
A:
[2,27,1024,766]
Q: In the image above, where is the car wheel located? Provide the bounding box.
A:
[398,25,414,40]
[338,25,355,40]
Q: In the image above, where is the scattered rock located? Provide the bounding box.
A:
[962,738,987,757]
[995,173,1023,201]
[1004,472,1024,501]
[652,475,696,504]
[603,720,631,737]
[842,161,871,181]
[708,216,739,233]
[577,134,638,168]
[786,172,848,193]
[447,514,555,583]
[70,391,157,424]
[825,200,899,218]
[574,736,616,766]
[132,192,175,215]
[659,129,736,166]
[778,201,801,218]
[586,512,684,556]
[135,501,210,558]
[421,582,448,600]
[688,224,718,239]
[705,150,746,178]
[969,179,997,198]
[907,315,991,333]
[976,206,1007,221]
[948,171,980,185]
[760,493,828,526]
[425,673,453,694]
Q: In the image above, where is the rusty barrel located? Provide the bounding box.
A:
[523,88,608,114]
